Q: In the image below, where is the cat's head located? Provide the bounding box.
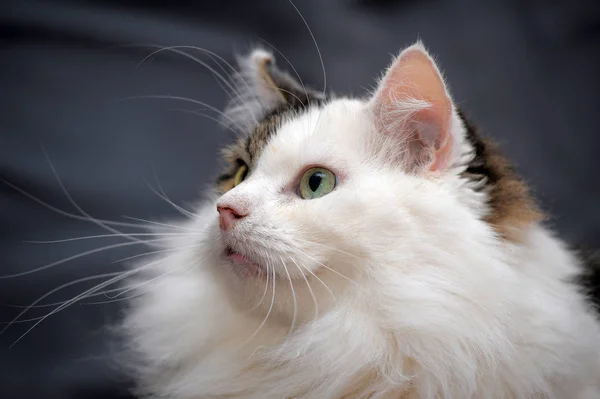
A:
[209,42,541,323]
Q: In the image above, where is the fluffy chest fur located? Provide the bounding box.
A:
[126,221,600,398]
[122,44,600,398]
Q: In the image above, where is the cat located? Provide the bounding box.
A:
[121,41,600,398]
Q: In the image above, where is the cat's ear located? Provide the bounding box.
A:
[223,49,324,133]
[370,42,458,173]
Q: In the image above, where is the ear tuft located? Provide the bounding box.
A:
[370,42,457,173]
[222,48,324,134]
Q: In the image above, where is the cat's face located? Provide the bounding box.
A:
[214,108,411,322]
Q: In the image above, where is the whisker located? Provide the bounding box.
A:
[107,244,203,299]
[137,45,259,126]
[79,290,147,306]
[240,254,276,350]
[108,243,197,265]
[289,256,318,323]
[81,242,213,308]
[0,285,144,310]
[117,95,244,133]
[257,37,309,102]
[247,257,270,312]
[171,45,261,127]
[287,0,326,96]
[289,249,336,300]
[0,272,122,311]
[117,44,246,99]
[293,247,359,287]
[2,243,205,321]
[40,146,147,244]
[0,237,170,280]
[146,172,196,219]
[120,216,202,232]
[0,271,121,332]
[2,180,155,234]
[279,255,297,336]
[168,108,242,135]
[294,237,361,260]
[198,51,245,102]
[25,232,193,244]
[274,87,306,109]
[136,47,231,89]
[5,252,179,347]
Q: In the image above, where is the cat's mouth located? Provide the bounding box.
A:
[224,246,267,278]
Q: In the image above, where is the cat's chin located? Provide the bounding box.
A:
[223,246,267,279]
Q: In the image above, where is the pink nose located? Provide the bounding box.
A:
[217,205,247,230]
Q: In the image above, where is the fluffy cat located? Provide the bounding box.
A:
[122,42,600,398]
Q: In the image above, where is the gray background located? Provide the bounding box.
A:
[1,0,599,398]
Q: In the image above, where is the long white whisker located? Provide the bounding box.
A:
[5,252,178,347]
[1,243,202,313]
[136,47,229,88]
[240,255,276,350]
[170,45,261,127]
[0,272,126,325]
[289,256,318,323]
[293,247,359,286]
[294,237,361,260]
[108,244,204,299]
[168,108,242,135]
[273,86,306,108]
[287,0,326,96]
[120,216,202,232]
[279,255,297,336]
[146,172,196,219]
[116,44,245,97]
[289,248,336,300]
[25,232,193,244]
[0,237,170,279]
[107,242,199,266]
[137,45,259,127]
[0,285,146,310]
[257,37,309,102]
[199,52,240,101]
[79,290,147,306]
[136,47,239,104]
[41,146,146,244]
[117,95,243,133]
[0,242,203,312]
[0,271,121,333]
[247,259,270,312]
[2,180,155,233]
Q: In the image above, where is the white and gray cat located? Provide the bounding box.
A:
[122,42,600,398]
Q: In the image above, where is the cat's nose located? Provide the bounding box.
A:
[217,205,247,231]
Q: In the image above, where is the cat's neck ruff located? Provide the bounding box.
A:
[125,218,600,398]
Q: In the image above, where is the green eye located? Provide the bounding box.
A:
[299,167,336,199]
[233,164,248,186]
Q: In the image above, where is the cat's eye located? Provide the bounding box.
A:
[233,164,248,187]
[298,167,336,200]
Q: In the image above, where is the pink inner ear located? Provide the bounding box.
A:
[372,45,453,172]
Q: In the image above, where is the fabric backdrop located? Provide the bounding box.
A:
[1,0,599,398]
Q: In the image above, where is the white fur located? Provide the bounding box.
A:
[122,50,600,398]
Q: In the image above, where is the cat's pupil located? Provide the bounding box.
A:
[308,172,323,192]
